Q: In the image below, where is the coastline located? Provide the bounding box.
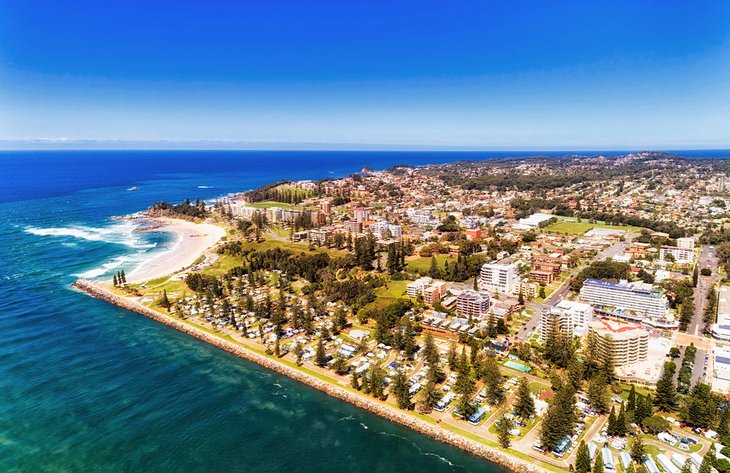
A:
[124,217,226,284]
[72,279,546,473]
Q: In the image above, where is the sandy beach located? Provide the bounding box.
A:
[124,218,226,284]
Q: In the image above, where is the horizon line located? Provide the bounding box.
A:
[2,139,730,153]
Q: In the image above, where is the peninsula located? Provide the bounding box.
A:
[76,153,730,473]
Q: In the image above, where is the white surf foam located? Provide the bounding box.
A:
[25,221,155,249]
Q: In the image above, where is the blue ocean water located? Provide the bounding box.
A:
[0,149,726,472]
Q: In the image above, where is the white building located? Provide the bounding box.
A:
[588,319,649,368]
[539,300,593,341]
[677,237,695,250]
[480,260,519,294]
[660,245,695,264]
[712,285,730,341]
[513,213,553,231]
[579,278,673,328]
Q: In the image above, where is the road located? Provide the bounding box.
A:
[689,245,720,336]
[515,238,631,342]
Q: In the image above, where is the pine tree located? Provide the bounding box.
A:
[514,377,536,419]
[482,355,505,405]
[274,336,281,357]
[120,270,126,284]
[454,362,476,419]
[630,436,645,463]
[626,463,636,473]
[350,371,360,390]
[634,394,652,425]
[420,379,441,411]
[616,402,627,436]
[575,440,592,473]
[698,446,715,473]
[588,372,610,414]
[718,408,730,439]
[294,343,304,366]
[447,342,458,371]
[593,450,604,473]
[113,274,118,286]
[497,415,511,448]
[160,289,171,310]
[655,362,678,411]
[627,385,637,412]
[681,459,693,473]
[315,337,327,367]
[392,370,413,410]
[607,406,618,436]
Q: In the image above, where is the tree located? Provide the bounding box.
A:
[539,285,546,299]
[587,372,610,414]
[634,394,653,425]
[332,355,348,375]
[482,355,505,405]
[593,450,604,473]
[159,289,172,310]
[419,379,442,412]
[698,447,715,473]
[576,440,592,473]
[392,370,413,410]
[540,384,577,451]
[642,415,671,434]
[447,343,458,371]
[454,362,477,419]
[607,406,618,436]
[655,362,678,411]
[682,459,693,473]
[315,337,327,367]
[615,402,628,436]
[294,343,304,366]
[514,378,536,419]
[497,415,511,448]
[718,408,730,439]
[627,385,637,412]
[113,274,118,286]
[626,463,636,473]
[630,436,645,463]
[350,371,361,390]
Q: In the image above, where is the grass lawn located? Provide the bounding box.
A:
[201,254,243,277]
[407,254,455,274]
[544,220,643,235]
[368,279,412,309]
[247,201,299,209]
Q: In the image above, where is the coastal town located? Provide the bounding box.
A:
[79,152,730,473]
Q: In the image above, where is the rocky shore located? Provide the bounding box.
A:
[73,279,548,473]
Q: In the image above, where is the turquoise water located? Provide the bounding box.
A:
[0,151,510,472]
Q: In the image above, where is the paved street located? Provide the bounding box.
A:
[689,245,720,336]
[515,238,631,342]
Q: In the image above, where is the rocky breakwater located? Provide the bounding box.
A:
[72,279,549,473]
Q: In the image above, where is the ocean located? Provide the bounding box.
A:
[0,149,727,472]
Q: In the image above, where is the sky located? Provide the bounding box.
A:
[1,1,730,150]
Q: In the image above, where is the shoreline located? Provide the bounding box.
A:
[123,217,226,284]
[72,279,546,473]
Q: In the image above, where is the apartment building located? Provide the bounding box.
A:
[659,245,695,264]
[579,278,670,324]
[539,300,593,341]
[479,259,519,294]
[455,290,491,319]
[587,320,649,367]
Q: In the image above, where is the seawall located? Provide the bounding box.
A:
[72,279,548,473]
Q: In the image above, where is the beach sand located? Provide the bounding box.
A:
[125,218,226,284]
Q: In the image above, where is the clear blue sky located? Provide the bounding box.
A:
[1,1,729,149]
